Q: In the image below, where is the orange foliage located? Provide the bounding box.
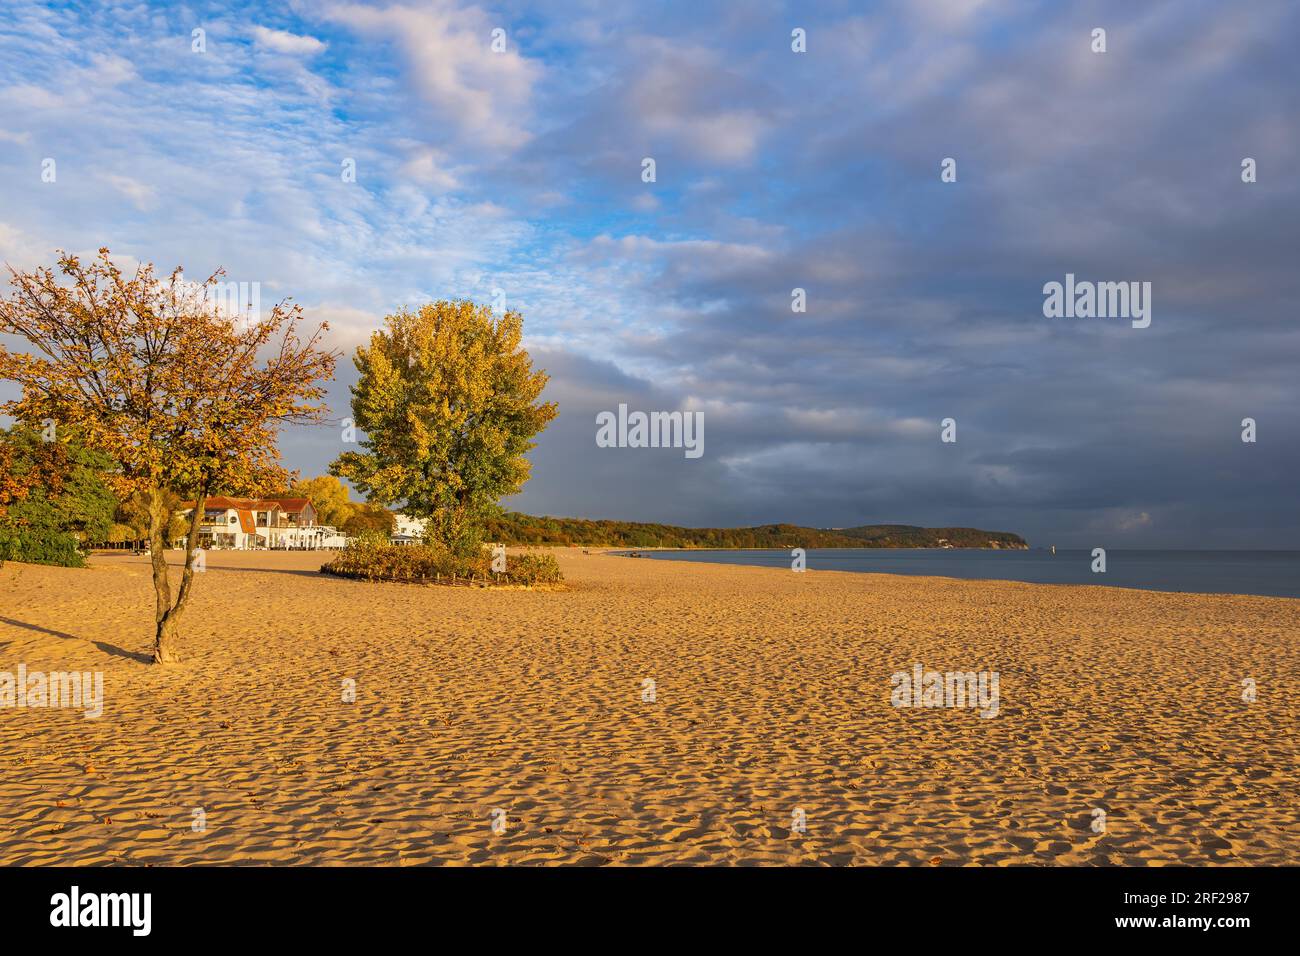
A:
[0,248,338,661]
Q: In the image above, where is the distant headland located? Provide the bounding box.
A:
[484,512,1028,550]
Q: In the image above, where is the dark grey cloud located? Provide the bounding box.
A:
[487,0,1300,547]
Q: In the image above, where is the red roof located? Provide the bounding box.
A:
[267,497,311,513]
[187,496,254,511]
[182,496,313,513]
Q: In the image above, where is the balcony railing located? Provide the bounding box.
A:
[198,519,308,530]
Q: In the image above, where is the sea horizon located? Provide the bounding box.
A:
[621,547,1300,599]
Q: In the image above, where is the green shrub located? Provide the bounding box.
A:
[0,523,86,567]
[0,497,88,567]
[501,551,563,585]
[320,540,563,586]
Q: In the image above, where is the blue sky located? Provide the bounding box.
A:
[2,0,1298,546]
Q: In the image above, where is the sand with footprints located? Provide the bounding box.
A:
[0,548,1295,865]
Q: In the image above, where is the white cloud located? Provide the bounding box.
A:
[252,26,327,56]
[623,41,770,165]
[906,0,1004,30]
[311,303,383,350]
[0,221,48,268]
[324,1,539,150]
[102,173,158,210]
[0,53,135,111]
[399,147,461,191]
[645,108,765,165]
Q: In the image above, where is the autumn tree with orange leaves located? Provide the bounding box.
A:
[0,443,27,519]
[0,249,337,663]
[0,441,32,570]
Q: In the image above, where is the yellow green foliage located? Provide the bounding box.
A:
[331,300,556,555]
[290,474,355,527]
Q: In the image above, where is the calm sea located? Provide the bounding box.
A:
[625,549,1300,599]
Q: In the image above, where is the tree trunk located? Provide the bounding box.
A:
[154,610,183,664]
[147,487,175,663]
[149,486,207,664]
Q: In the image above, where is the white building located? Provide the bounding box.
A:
[391,513,427,546]
[177,497,344,550]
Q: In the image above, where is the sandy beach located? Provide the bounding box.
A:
[0,549,1295,866]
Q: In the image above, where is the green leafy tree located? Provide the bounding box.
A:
[332,301,556,555]
[340,503,396,537]
[0,424,117,566]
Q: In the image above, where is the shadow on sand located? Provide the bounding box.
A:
[191,564,327,579]
[0,616,153,664]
